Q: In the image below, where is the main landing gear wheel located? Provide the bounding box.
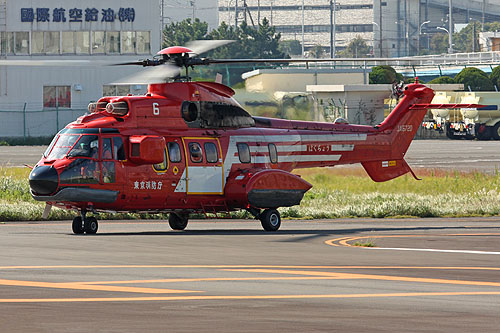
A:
[84,216,98,234]
[260,209,281,232]
[72,216,84,234]
[169,213,189,230]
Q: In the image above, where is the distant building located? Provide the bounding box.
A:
[0,0,160,137]
[217,0,500,57]
[161,0,219,31]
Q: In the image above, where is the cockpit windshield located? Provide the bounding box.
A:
[45,134,79,160]
[67,135,99,158]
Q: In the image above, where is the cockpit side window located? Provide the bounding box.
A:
[67,135,99,158]
[113,137,126,160]
[102,138,113,160]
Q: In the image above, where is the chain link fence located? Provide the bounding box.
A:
[0,108,87,139]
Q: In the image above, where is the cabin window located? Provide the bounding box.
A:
[204,142,218,163]
[168,142,181,163]
[268,143,278,164]
[153,149,167,172]
[237,143,251,163]
[189,142,203,163]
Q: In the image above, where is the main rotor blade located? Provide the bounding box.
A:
[185,40,234,56]
[205,57,422,64]
[108,64,181,85]
[0,59,114,66]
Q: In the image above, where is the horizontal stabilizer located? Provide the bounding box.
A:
[361,159,416,182]
[410,103,485,109]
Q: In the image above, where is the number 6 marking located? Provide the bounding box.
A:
[153,103,159,115]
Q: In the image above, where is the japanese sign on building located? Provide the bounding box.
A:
[21,7,135,23]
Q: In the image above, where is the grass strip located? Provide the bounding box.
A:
[2,166,500,221]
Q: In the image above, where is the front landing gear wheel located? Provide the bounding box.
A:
[260,209,281,231]
[84,216,98,234]
[72,216,84,234]
[169,213,188,230]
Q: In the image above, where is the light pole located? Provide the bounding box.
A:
[470,18,482,53]
[418,20,430,54]
[437,26,453,53]
[372,21,380,57]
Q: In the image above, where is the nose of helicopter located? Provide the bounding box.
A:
[29,166,58,195]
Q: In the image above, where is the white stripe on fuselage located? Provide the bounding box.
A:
[223,133,367,187]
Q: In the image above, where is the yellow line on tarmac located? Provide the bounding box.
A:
[79,276,342,285]
[1,291,500,303]
[1,265,500,271]
[0,279,199,294]
[325,233,500,247]
[224,269,500,287]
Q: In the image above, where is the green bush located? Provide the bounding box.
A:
[428,76,455,84]
[454,67,495,91]
[369,65,404,84]
[489,66,500,89]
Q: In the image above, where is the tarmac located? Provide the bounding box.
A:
[0,218,499,332]
[1,141,500,331]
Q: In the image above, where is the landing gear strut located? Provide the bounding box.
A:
[72,209,98,234]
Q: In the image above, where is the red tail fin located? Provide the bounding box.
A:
[361,83,434,182]
[378,84,435,158]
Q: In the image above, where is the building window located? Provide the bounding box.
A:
[106,31,120,54]
[121,31,135,53]
[45,31,60,54]
[1,32,14,54]
[136,31,150,54]
[14,32,29,54]
[62,31,74,53]
[103,85,131,96]
[43,86,71,108]
[32,31,43,53]
[75,31,90,54]
[92,31,105,54]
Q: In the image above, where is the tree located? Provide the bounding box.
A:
[162,18,208,47]
[369,65,403,84]
[339,36,371,58]
[428,76,455,84]
[490,66,500,90]
[454,67,494,91]
[453,22,481,53]
[279,40,302,56]
[429,33,448,54]
[310,44,325,58]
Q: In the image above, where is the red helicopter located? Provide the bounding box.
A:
[27,41,479,234]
